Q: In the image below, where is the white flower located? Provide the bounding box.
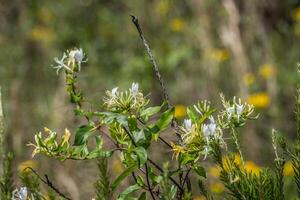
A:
[202,121,216,137]
[236,104,244,121]
[226,106,235,119]
[111,87,118,98]
[12,187,28,200]
[183,119,192,132]
[69,48,85,71]
[53,53,72,75]
[131,82,139,97]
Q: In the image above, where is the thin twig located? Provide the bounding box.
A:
[130,15,170,109]
[131,15,191,194]
[24,167,72,200]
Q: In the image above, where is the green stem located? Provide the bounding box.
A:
[230,127,244,166]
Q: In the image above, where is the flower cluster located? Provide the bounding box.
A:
[12,187,34,200]
[172,101,225,162]
[103,82,149,113]
[219,95,258,128]
[52,48,86,74]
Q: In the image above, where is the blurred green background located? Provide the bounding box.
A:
[1,0,300,199]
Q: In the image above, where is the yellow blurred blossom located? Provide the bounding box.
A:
[292,6,300,21]
[175,104,186,119]
[112,159,124,174]
[283,161,295,177]
[29,26,55,43]
[247,92,270,108]
[155,1,170,17]
[222,154,242,172]
[169,18,186,32]
[18,160,38,172]
[259,64,276,79]
[194,196,206,200]
[209,165,221,178]
[207,48,229,62]
[210,182,224,194]
[171,143,186,160]
[244,161,261,176]
[243,73,255,86]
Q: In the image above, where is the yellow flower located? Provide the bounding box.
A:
[18,160,38,172]
[210,182,224,194]
[292,6,300,21]
[112,159,124,174]
[243,73,255,86]
[247,92,270,108]
[222,154,242,172]
[194,196,206,200]
[244,161,261,176]
[169,18,186,32]
[209,166,221,178]
[207,48,229,62]
[29,26,55,43]
[283,161,295,177]
[155,1,170,17]
[259,64,276,79]
[175,104,186,119]
[171,143,186,160]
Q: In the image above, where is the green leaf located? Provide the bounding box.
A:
[98,112,128,126]
[74,124,95,146]
[140,105,162,121]
[138,192,146,200]
[111,164,137,191]
[117,184,141,200]
[149,108,174,139]
[131,147,147,167]
[193,165,206,178]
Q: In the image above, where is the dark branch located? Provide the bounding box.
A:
[24,167,72,200]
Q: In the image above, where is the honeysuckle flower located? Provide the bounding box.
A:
[131,82,139,97]
[111,87,118,98]
[236,104,244,121]
[226,106,235,119]
[183,119,192,132]
[53,53,72,75]
[12,187,28,200]
[202,117,217,138]
[68,48,86,71]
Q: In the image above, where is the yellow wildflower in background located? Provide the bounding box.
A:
[169,18,186,32]
[112,159,124,174]
[210,182,224,194]
[292,6,300,21]
[207,48,229,62]
[243,73,255,86]
[283,161,295,177]
[247,92,270,108]
[194,196,206,200]
[259,64,276,79]
[209,165,221,178]
[175,104,186,119]
[18,160,38,172]
[29,26,55,43]
[155,1,170,17]
[244,161,261,176]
